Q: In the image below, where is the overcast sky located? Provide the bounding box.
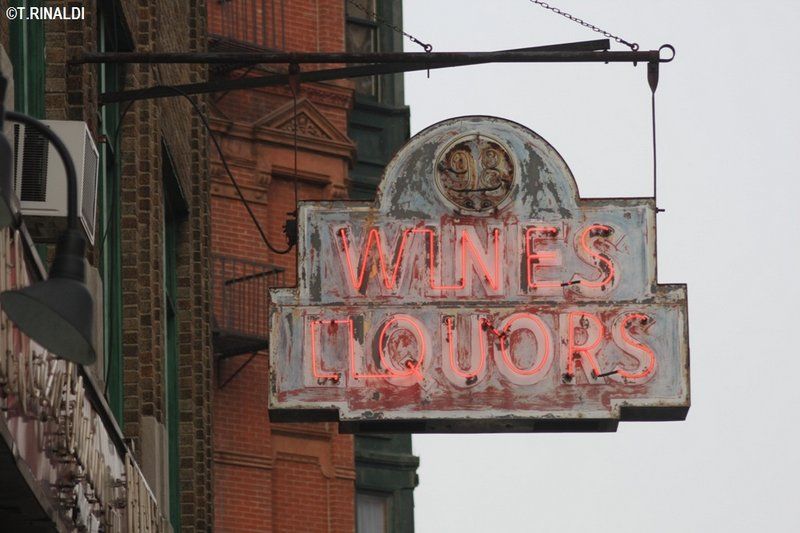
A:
[403,1,800,531]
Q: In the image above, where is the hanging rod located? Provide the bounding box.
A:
[88,41,675,104]
[76,45,673,66]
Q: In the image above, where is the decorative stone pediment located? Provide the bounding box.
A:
[252,98,350,145]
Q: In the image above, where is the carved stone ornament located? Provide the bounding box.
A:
[278,112,330,139]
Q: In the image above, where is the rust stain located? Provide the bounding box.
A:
[269,116,689,432]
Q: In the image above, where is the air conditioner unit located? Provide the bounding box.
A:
[11,120,99,245]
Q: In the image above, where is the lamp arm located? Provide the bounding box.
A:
[5,111,79,230]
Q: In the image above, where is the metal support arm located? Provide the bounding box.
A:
[92,40,674,104]
[76,46,673,66]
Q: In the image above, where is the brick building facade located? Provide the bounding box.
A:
[2,0,417,530]
[1,1,214,531]
[208,1,418,532]
[208,1,358,531]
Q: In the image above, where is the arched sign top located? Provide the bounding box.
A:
[375,116,580,218]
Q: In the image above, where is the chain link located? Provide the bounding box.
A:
[529,1,639,51]
[346,0,433,52]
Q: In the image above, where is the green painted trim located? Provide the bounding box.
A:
[163,152,182,532]
[9,1,44,118]
[347,97,410,199]
[98,6,125,425]
[375,0,404,106]
[165,264,180,533]
[162,143,189,217]
[355,435,418,533]
[356,449,420,469]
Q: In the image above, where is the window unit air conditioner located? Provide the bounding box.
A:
[12,120,99,245]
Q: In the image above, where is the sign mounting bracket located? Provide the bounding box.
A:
[67,40,676,104]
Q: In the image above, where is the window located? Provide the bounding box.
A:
[9,0,45,117]
[162,145,187,532]
[164,201,180,533]
[357,492,390,533]
[97,2,127,422]
[345,0,379,98]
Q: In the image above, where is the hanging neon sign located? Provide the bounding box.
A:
[269,116,689,432]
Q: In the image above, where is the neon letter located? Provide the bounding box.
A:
[411,227,463,290]
[444,316,487,381]
[462,227,502,292]
[378,316,426,379]
[612,313,656,381]
[309,318,351,383]
[492,313,552,385]
[338,226,410,292]
[525,226,561,289]
[353,315,426,380]
[574,224,616,291]
[566,311,604,380]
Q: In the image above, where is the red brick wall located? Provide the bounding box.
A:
[208,0,346,53]
[214,356,356,533]
[209,1,358,532]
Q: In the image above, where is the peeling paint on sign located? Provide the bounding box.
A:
[269,116,689,433]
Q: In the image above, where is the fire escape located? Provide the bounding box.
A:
[208,1,289,381]
[211,255,284,356]
[211,255,286,385]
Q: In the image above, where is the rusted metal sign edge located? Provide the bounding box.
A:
[268,116,690,433]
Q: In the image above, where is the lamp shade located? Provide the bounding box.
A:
[0,107,95,365]
[0,229,96,365]
[0,277,95,365]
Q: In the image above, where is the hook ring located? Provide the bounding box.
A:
[658,44,676,63]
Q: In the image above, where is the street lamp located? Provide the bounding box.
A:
[0,75,96,365]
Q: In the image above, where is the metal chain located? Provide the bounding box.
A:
[346,0,433,52]
[529,0,639,51]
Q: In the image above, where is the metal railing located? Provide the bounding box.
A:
[212,254,286,347]
[209,0,286,50]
